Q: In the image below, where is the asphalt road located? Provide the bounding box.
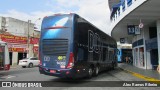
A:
[0,66,160,90]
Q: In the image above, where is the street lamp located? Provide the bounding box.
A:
[34,18,41,31]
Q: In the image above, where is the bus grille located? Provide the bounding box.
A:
[42,39,68,55]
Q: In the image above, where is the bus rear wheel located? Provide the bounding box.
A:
[93,66,99,76]
[87,67,93,78]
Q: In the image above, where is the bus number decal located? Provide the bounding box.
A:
[88,30,101,53]
[44,56,50,62]
[94,33,100,53]
[88,30,94,52]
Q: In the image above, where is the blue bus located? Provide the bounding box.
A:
[117,49,122,62]
[39,13,117,78]
[117,49,132,63]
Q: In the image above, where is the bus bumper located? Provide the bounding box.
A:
[39,65,87,78]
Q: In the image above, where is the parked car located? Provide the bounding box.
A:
[18,57,39,68]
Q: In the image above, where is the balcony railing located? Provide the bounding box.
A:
[111,0,136,22]
[110,0,147,30]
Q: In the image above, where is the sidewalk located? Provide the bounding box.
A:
[118,63,160,80]
[10,65,21,69]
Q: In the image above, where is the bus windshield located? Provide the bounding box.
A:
[41,15,72,39]
[42,15,70,30]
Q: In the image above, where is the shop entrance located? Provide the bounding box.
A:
[18,53,27,64]
[9,52,12,65]
[150,49,158,70]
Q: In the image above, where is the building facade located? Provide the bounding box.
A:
[109,0,160,70]
[0,16,40,66]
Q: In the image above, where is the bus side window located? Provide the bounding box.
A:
[77,48,84,61]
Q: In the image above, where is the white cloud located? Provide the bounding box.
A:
[0,0,111,34]
[0,10,55,30]
[78,1,111,34]
[47,0,111,34]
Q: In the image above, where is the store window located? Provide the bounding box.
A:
[139,47,144,67]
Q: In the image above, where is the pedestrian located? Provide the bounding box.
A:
[157,65,160,73]
[125,56,129,63]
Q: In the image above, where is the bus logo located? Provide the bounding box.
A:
[2,82,11,87]
[44,56,50,62]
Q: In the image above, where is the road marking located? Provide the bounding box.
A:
[0,75,16,79]
[121,68,160,84]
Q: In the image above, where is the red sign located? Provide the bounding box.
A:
[33,46,38,53]
[30,38,39,44]
[9,48,26,52]
[0,34,27,44]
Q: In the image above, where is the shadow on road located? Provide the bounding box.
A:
[45,68,122,87]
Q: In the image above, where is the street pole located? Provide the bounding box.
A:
[33,18,41,57]
[27,20,31,58]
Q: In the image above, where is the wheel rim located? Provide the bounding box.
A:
[30,64,33,67]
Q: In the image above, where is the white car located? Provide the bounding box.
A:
[19,57,39,68]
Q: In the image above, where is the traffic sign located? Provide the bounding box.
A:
[139,23,144,28]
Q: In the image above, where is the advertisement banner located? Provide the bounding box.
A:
[30,38,39,44]
[0,34,27,44]
[33,46,38,53]
[9,48,26,52]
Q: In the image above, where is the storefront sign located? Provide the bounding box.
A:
[9,48,26,52]
[8,43,27,48]
[30,38,39,44]
[0,34,27,44]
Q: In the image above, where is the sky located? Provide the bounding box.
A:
[0,0,111,34]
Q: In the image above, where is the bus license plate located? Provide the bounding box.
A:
[50,70,56,73]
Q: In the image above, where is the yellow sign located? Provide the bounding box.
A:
[58,56,66,61]
[58,56,63,60]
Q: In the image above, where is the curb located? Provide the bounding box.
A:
[119,67,160,82]
[10,66,20,69]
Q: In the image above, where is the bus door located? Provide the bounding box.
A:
[0,46,5,70]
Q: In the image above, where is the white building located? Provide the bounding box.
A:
[109,0,160,70]
[0,16,40,66]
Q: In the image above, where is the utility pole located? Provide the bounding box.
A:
[27,20,31,58]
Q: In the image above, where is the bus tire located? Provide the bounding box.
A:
[93,66,99,76]
[28,63,33,68]
[87,66,93,78]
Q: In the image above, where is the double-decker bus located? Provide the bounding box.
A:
[0,41,10,71]
[39,13,117,78]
